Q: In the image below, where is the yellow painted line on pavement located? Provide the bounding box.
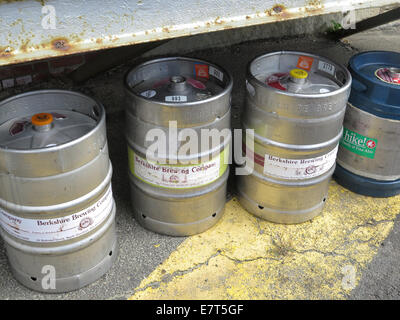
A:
[129,181,400,300]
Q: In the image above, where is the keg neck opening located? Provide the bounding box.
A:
[168,75,188,93]
[32,113,54,132]
[289,69,308,84]
[287,69,308,92]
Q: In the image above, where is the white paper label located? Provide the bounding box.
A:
[318,61,336,76]
[132,152,223,189]
[209,66,224,82]
[0,186,113,243]
[264,146,338,179]
[165,95,187,102]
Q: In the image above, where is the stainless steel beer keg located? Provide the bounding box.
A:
[335,51,400,197]
[238,51,351,224]
[125,57,232,236]
[0,90,117,293]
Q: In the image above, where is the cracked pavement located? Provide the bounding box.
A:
[129,190,400,300]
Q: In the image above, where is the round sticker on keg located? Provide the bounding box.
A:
[79,217,93,230]
[366,140,376,149]
[375,68,400,85]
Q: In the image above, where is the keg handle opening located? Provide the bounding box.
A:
[388,67,400,78]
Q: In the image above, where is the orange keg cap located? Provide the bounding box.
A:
[31,113,53,126]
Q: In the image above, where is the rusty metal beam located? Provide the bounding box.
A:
[0,0,398,67]
[331,6,400,39]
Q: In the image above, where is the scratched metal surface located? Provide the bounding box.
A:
[0,0,398,66]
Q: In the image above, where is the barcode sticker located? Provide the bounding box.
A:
[165,95,187,102]
[209,66,224,82]
[318,61,336,76]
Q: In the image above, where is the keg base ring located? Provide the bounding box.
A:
[7,238,118,294]
[237,190,325,224]
[334,165,400,198]
[133,205,225,237]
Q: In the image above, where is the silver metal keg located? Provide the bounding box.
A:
[125,57,232,236]
[0,90,117,293]
[238,51,351,224]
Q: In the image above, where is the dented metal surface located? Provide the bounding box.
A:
[0,0,398,66]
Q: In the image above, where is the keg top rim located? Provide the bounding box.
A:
[0,89,105,153]
[247,51,352,98]
[350,50,400,88]
[347,51,400,119]
[124,56,233,105]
